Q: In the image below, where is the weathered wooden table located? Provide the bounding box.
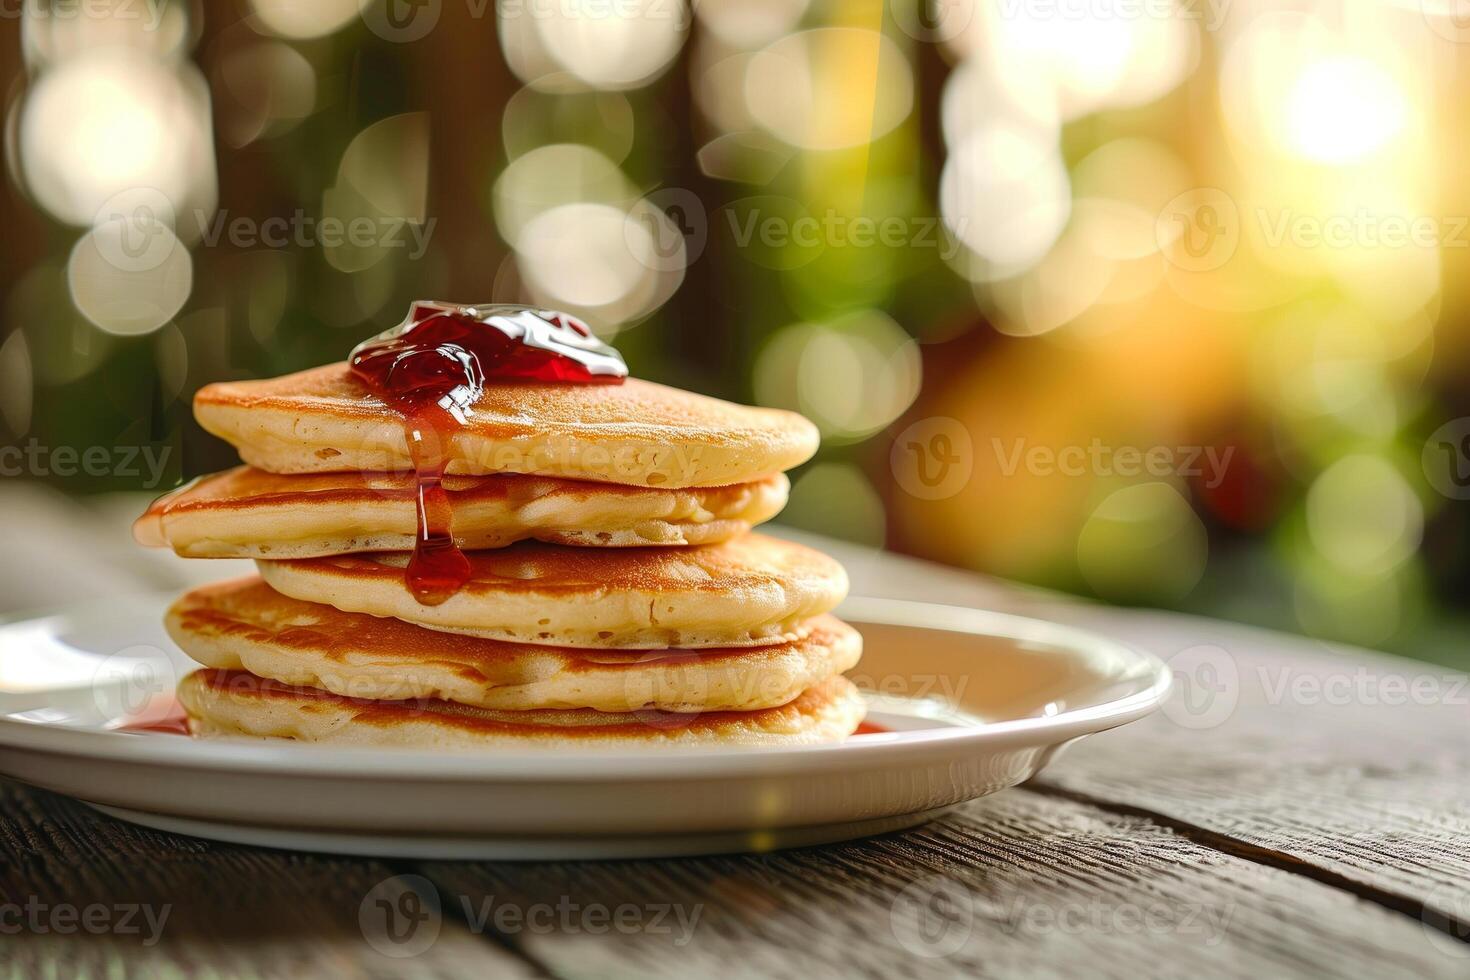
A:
[2,511,1467,977]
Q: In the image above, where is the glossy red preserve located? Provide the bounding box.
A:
[349,302,627,605]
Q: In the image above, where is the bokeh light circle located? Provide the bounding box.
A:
[941,124,1070,273]
[1306,455,1422,575]
[68,222,192,336]
[18,51,214,227]
[250,0,359,39]
[746,29,914,151]
[755,312,921,442]
[1077,482,1207,603]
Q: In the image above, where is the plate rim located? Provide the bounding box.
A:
[0,594,1171,781]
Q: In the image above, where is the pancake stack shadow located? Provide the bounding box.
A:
[136,363,866,748]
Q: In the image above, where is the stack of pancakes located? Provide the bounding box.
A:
[136,364,865,748]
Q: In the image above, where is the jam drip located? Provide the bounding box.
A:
[349,302,626,605]
[401,405,472,605]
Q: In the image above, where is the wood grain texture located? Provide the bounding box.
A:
[2,521,1468,974]
[0,780,534,978]
[1033,608,1470,932]
[807,536,1470,934]
[6,777,1461,977]
[416,788,1462,980]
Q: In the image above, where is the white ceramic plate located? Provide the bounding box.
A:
[0,595,1168,859]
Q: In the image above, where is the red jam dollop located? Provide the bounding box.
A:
[349,302,627,605]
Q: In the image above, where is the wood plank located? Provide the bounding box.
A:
[417,787,1462,979]
[804,535,1470,928]
[0,779,536,978]
[1032,608,1470,930]
[6,525,1467,972]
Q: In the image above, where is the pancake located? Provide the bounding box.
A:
[177,669,866,748]
[167,577,862,712]
[135,466,788,559]
[193,364,818,488]
[257,533,848,649]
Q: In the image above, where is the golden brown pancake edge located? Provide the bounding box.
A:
[167,576,863,712]
[135,467,789,558]
[177,669,867,748]
[255,533,849,649]
[194,364,819,488]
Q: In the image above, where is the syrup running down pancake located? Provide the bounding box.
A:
[342,304,634,604]
[197,303,818,606]
[144,300,862,753]
[168,577,862,712]
[256,533,849,649]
